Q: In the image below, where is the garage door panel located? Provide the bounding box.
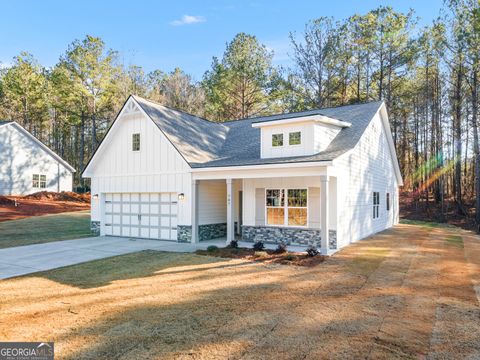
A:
[104,192,177,241]
[140,227,149,238]
[131,215,139,226]
[130,227,140,237]
[160,229,170,239]
[150,228,159,239]
[140,216,149,226]
[112,226,121,236]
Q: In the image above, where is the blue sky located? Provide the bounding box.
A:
[0,0,444,80]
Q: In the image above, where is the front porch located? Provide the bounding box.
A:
[189,166,339,255]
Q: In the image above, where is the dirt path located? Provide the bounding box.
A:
[0,224,479,359]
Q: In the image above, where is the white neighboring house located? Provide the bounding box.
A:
[82,95,403,254]
[0,121,74,195]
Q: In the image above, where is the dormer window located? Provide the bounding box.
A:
[132,133,140,151]
[272,133,283,147]
[289,131,301,145]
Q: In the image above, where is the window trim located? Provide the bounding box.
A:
[289,131,302,146]
[271,133,284,147]
[265,188,308,228]
[32,174,47,189]
[132,133,141,152]
[373,191,380,219]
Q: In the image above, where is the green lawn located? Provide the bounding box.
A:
[0,210,93,249]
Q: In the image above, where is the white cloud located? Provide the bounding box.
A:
[170,15,206,26]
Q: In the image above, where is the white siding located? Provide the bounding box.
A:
[261,122,315,158]
[198,180,226,225]
[88,102,191,228]
[260,121,342,158]
[0,124,73,195]
[334,112,399,249]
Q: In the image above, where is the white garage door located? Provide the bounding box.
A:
[104,193,178,240]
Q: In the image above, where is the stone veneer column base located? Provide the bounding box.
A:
[177,225,192,243]
[241,226,337,250]
[91,221,100,236]
[198,223,227,241]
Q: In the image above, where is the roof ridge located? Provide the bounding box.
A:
[131,94,226,128]
[221,100,384,124]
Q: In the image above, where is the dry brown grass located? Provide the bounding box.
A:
[1,224,479,359]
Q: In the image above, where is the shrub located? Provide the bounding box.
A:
[306,245,319,257]
[274,241,287,254]
[206,245,218,252]
[227,239,239,249]
[253,241,265,251]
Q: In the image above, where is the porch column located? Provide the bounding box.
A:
[320,175,329,254]
[191,179,199,243]
[226,179,234,243]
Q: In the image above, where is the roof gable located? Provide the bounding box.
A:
[83,96,389,175]
[2,122,75,172]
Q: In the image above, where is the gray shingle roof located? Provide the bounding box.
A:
[133,95,383,168]
[0,120,13,126]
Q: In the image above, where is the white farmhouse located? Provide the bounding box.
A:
[83,95,402,254]
[0,121,74,195]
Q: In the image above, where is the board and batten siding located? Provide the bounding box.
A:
[0,123,73,195]
[198,180,227,225]
[333,111,399,249]
[89,107,192,227]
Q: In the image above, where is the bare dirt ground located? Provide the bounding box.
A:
[0,192,90,222]
[0,223,479,359]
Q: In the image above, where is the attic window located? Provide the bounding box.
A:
[272,133,283,147]
[132,133,140,151]
[289,131,301,145]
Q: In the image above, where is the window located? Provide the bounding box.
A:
[132,133,140,151]
[289,131,301,145]
[40,175,46,188]
[373,192,380,219]
[266,189,285,225]
[266,188,308,227]
[32,174,46,189]
[287,189,307,226]
[272,133,283,147]
[386,192,390,211]
[32,174,39,188]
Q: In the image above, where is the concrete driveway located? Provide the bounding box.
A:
[0,236,225,279]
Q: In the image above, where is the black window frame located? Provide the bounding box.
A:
[132,133,140,151]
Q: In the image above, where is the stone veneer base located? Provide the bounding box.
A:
[198,223,227,241]
[241,225,337,250]
[177,225,192,243]
[91,221,100,236]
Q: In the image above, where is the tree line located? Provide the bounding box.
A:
[0,1,479,225]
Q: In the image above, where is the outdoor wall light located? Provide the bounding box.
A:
[178,193,185,201]
[92,194,99,200]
